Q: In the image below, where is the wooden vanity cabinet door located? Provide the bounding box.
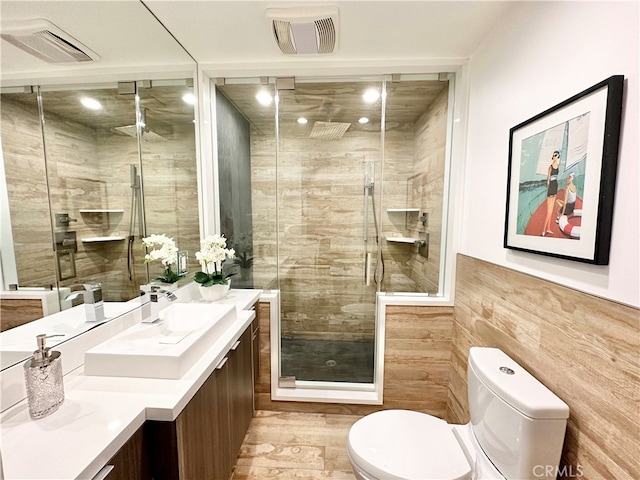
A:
[175,355,231,480]
[104,426,150,480]
[251,307,260,393]
[228,326,254,460]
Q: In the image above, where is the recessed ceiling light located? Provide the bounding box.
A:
[182,93,196,105]
[256,90,273,106]
[362,88,380,104]
[297,117,308,125]
[80,97,102,110]
[358,117,369,124]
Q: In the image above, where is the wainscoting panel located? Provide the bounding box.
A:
[448,254,639,480]
[0,299,43,332]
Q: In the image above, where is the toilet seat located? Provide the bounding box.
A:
[348,410,472,480]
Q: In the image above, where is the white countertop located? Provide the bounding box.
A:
[0,287,261,480]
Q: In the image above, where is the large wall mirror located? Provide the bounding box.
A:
[0,1,199,370]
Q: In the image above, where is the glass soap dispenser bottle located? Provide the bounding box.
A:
[23,334,65,419]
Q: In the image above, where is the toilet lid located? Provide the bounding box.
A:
[348,410,472,480]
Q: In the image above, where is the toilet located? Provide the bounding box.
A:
[347,347,570,480]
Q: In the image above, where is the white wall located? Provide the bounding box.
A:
[462,1,639,307]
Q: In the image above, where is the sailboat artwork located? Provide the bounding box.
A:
[518,112,589,240]
[504,75,623,265]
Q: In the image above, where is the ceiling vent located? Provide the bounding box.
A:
[0,19,100,64]
[266,6,338,55]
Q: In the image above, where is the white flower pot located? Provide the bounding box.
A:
[199,282,230,302]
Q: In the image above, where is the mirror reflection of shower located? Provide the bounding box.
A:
[0,80,200,306]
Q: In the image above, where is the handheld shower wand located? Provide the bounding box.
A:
[127,164,142,281]
[363,161,384,287]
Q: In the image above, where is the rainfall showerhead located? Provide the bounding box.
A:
[309,101,350,139]
[309,121,351,140]
[113,107,167,142]
[113,125,167,142]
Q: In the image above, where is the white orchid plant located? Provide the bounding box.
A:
[142,234,181,283]
[194,234,235,286]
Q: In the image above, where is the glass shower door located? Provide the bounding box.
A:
[276,78,384,385]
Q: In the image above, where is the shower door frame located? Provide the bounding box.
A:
[273,75,384,400]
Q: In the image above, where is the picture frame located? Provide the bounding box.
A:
[504,75,624,265]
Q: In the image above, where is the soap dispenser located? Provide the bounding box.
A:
[23,334,65,419]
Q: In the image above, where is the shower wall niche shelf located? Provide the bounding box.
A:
[385,232,429,259]
[79,209,125,213]
[79,209,124,228]
[81,236,126,243]
[385,236,418,244]
[387,208,420,229]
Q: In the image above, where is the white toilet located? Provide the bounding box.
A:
[347,347,570,480]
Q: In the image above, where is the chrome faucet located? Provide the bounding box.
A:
[64,282,105,322]
[140,286,178,323]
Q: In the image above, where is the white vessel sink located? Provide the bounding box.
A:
[83,303,237,379]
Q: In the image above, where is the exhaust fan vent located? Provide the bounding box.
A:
[0,19,99,64]
[266,6,338,55]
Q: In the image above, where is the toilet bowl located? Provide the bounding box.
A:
[347,410,502,480]
[347,347,570,480]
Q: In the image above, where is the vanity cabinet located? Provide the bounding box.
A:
[146,321,254,480]
[101,426,150,480]
[228,325,253,456]
[251,316,260,403]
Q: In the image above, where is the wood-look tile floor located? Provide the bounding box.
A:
[231,410,362,479]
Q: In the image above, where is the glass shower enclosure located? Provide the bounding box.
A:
[216,74,451,393]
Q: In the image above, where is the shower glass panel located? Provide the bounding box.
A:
[276,79,384,384]
[215,85,257,289]
[381,78,450,295]
[38,84,139,301]
[0,90,56,290]
[137,81,200,284]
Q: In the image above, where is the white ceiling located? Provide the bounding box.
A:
[144,1,511,66]
[1,1,512,86]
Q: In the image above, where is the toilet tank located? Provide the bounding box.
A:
[467,347,569,480]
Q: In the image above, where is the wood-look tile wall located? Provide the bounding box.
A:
[448,254,640,480]
[255,301,454,417]
[249,86,449,341]
[407,89,448,293]
[2,97,58,288]
[275,133,381,342]
[99,124,200,300]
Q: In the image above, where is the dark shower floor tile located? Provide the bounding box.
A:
[280,338,375,383]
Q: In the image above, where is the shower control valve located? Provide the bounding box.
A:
[55,213,78,227]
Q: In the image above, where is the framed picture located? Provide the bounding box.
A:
[504,75,624,265]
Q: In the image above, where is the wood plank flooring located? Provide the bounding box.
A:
[231,410,361,479]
